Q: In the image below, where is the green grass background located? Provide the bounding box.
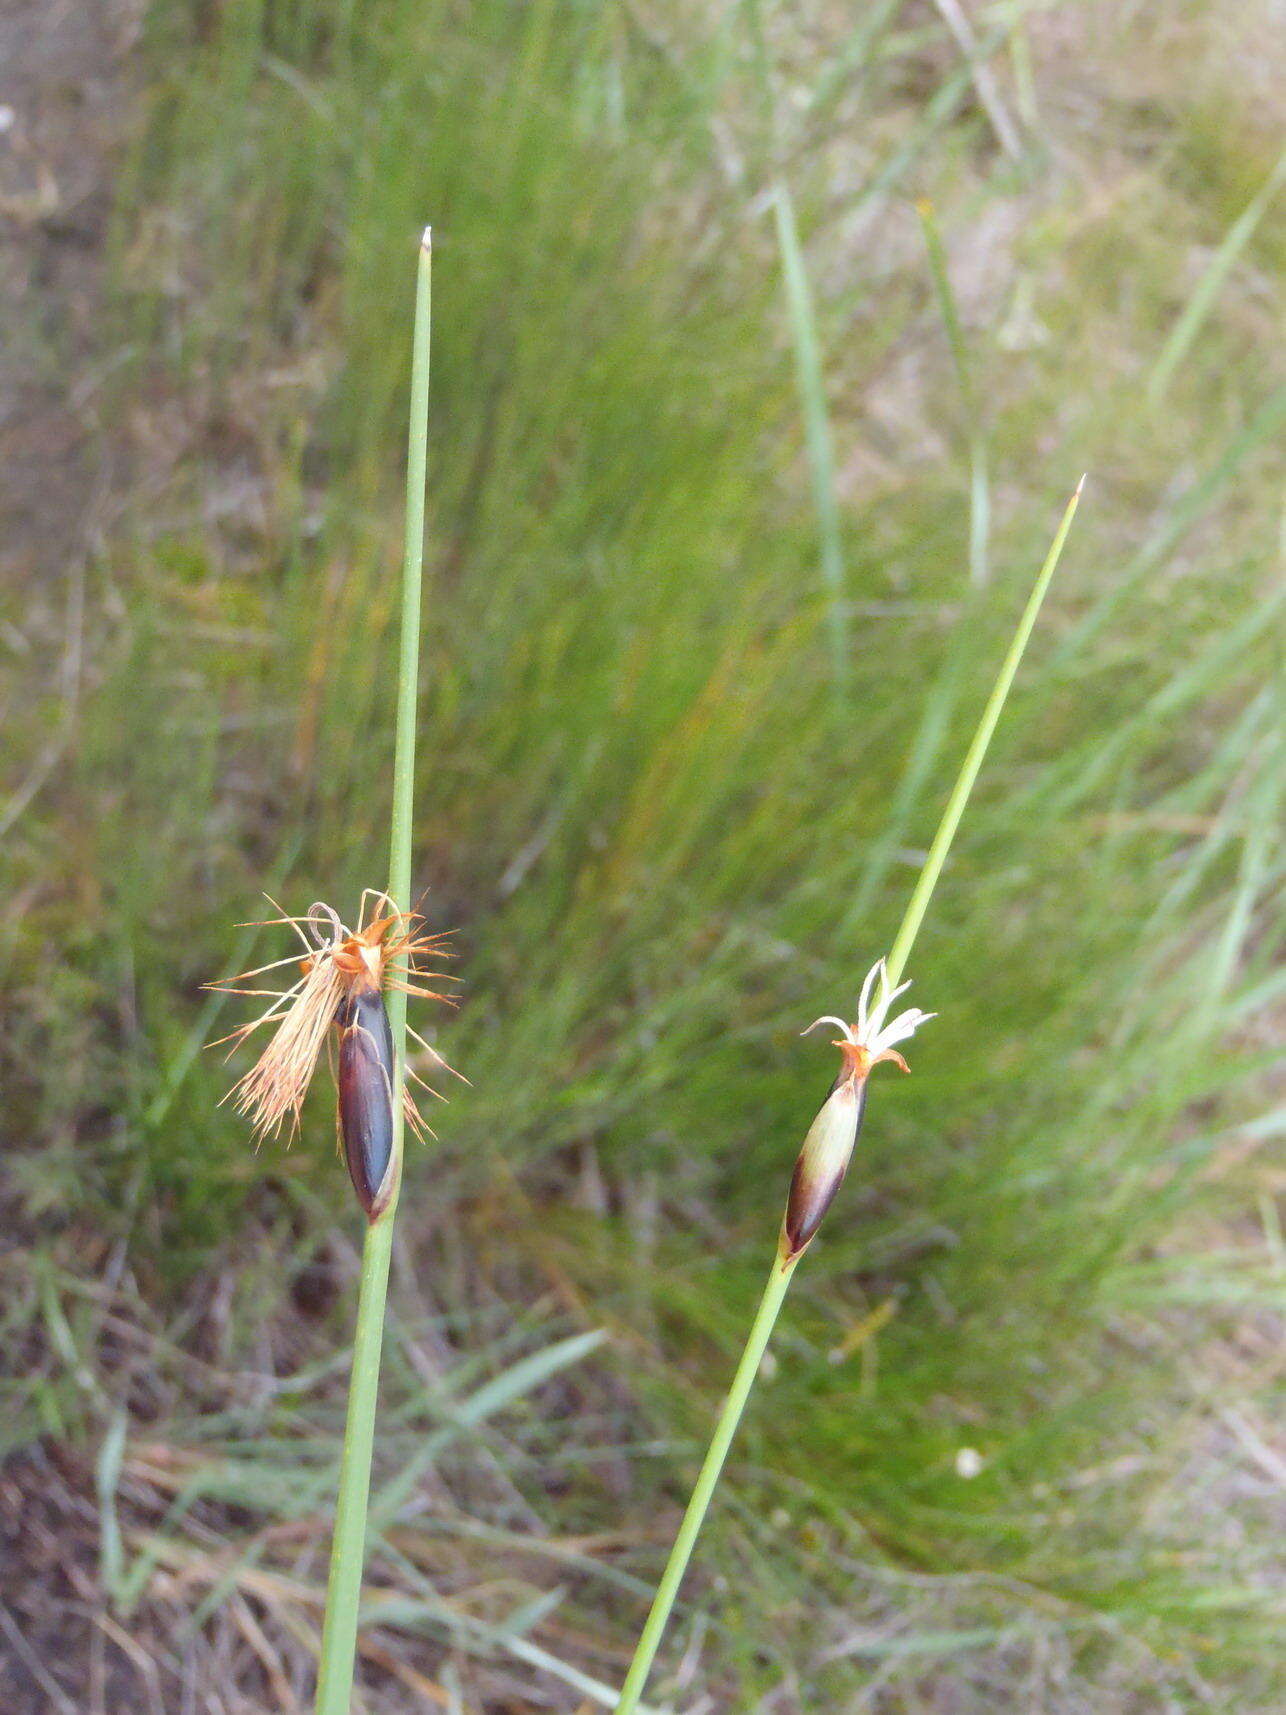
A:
[3,0,1284,1708]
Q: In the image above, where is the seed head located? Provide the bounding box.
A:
[210,893,455,1147]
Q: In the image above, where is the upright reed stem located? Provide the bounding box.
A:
[884,476,1081,992]
[314,228,433,1715]
[613,1254,797,1715]
[612,481,1083,1715]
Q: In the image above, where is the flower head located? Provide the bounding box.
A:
[782,958,935,1261]
[210,891,455,1147]
[802,956,936,1081]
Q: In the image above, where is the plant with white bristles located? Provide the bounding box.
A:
[804,955,937,1073]
[612,480,1085,1715]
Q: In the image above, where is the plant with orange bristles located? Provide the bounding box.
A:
[212,889,458,1216]
[214,233,437,1715]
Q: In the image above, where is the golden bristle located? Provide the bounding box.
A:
[229,953,348,1142]
[212,896,458,1148]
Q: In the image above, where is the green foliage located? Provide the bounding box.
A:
[5,0,1283,1708]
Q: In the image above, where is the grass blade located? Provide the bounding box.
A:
[1052,384,1286,669]
[917,197,990,588]
[772,179,849,703]
[370,1328,606,1527]
[1149,144,1286,405]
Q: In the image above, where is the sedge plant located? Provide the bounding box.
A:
[311,228,435,1713]
[612,478,1084,1715]
[211,232,437,1712]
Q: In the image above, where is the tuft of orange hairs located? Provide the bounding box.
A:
[210,892,459,1212]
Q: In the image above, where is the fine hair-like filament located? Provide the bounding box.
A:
[211,895,455,1145]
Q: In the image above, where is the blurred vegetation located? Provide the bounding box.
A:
[2,0,1284,1708]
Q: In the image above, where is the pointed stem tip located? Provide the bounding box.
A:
[420,225,432,252]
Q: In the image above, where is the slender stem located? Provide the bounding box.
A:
[884,478,1081,992]
[614,1247,798,1715]
[612,484,1083,1713]
[389,228,434,923]
[314,229,432,1715]
[314,1217,395,1713]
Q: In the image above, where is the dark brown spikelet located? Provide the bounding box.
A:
[211,893,458,1213]
[336,978,398,1220]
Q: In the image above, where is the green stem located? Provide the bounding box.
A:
[884,478,1081,991]
[388,228,434,924]
[314,1217,395,1712]
[614,1247,798,1715]
[612,483,1083,1713]
[314,228,432,1715]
